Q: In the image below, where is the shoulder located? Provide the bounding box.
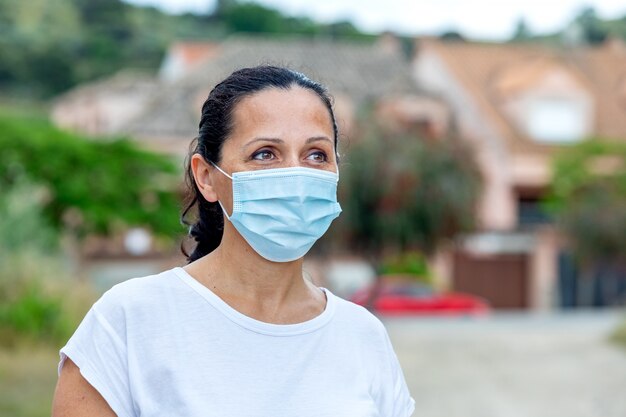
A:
[103,267,182,297]
[93,267,186,318]
[327,291,388,340]
[330,291,385,328]
[326,292,406,388]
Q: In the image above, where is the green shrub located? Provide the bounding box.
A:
[0,183,93,348]
[545,140,626,264]
[0,243,97,348]
[0,179,59,253]
[0,111,180,348]
[0,279,72,347]
[0,112,183,240]
[379,251,432,284]
[0,250,84,348]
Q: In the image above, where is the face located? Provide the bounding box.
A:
[192,86,337,215]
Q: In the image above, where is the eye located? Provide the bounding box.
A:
[306,151,328,163]
[252,149,275,161]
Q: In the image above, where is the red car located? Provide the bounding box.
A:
[350,281,490,317]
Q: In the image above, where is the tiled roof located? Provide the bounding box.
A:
[124,36,416,140]
[568,42,626,140]
[52,70,158,103]
[418,39,626,154]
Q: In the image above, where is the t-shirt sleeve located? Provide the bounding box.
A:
[58,293,136,417]
[376,327,416,417]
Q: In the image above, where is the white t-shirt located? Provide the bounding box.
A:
[59,267,415,417]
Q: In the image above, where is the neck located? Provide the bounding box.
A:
[185,223,323,323]
[214,236,306,301]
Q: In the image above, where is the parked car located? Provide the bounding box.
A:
[349,280,490,317]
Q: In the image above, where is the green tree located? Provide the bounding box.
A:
[0,0,371,97]
[221,2,285,33]
[324,20,363,39]
[575,6,609,44]
[0,113,183,240]
[546,139,626,264]
[216,1,360,37]
[338,124,481,259]
[511,18,532,42]
[439,30,465,42]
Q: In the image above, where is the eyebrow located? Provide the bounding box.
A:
[243,137,283,150]
[243,136,333,150]
[306,136,333,145]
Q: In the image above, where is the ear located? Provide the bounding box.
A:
[191,154,219,203]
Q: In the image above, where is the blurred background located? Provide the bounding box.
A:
[1,0,626,416]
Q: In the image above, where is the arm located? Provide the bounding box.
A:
[52,358,117,417]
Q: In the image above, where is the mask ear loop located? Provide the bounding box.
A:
[210,161,233,180]
[209,161,233,221]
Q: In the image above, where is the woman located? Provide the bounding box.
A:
[52,66,415,417]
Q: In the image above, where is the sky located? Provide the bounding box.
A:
[124,0,626,40]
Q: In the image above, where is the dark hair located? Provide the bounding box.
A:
[181,65,339,262]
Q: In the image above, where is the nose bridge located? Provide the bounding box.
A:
[284,150,300,168]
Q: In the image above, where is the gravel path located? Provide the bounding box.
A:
[385,311,626,417]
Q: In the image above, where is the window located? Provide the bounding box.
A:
[527,98,586,144]
[516,188,552,227]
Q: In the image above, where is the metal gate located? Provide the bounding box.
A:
[453,252,529,309]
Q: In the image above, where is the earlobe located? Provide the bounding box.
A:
[191,154,219,202]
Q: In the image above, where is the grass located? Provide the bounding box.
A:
[0,345,60,417]
[0,98,48,119]
[0,246,96,417]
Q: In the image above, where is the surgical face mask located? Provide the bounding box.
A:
[211,163,342,262]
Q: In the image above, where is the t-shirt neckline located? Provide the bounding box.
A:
[173,266,336,337]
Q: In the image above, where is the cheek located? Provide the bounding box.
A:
[214,178,234,212]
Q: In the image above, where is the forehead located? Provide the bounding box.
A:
[229,86,333,138]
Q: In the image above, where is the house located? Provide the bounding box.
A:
[50,35,448,288]
[51,35,626,305]
[52,35,447,157]
[51,71,160,137]
[413,37,626,310]
[123,36,445,156]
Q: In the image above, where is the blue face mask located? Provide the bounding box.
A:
[211,163,342,262]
